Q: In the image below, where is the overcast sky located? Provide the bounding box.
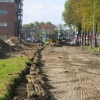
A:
[23,0,67,25]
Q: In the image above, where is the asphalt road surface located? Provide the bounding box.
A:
[41,46,100,100]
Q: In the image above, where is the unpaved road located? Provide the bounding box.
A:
[41,46,100,100]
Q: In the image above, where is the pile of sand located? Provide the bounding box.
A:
[0,37,23,58]
[0,39,10,58]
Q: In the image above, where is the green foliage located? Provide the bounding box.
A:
[40,21,45,25]
[36,30,40,38]
[34,21,40,28]
[85,45,100,52]
[62,0,100,32]
[0,92,12,100]
[45,21,52,25]
[23,21,55,30]
[23,23,34,29]
[0,56,28,100]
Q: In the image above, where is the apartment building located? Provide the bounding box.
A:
[0,0,23,39]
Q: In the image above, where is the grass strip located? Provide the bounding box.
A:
[84,46,100,52]
[0,56,28,100]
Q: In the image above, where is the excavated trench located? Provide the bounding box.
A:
[13,47,51,100]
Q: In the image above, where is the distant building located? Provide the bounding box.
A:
[63,30,73,39]
[39,25,55,37]
[0,0,23,39]
[22,27,30,40]
[22,26,37,42]
[30,26,37,42]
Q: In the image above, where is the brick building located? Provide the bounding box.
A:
[0,0,23,39]
[39,25,55,36]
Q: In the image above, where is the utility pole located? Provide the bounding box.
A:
[92,1,95,49]
[48,30,49,38]
[58,28,60,39]
[68,30,69,39]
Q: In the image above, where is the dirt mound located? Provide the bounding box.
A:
[0,37,23,58]
[0,51,6,58]
[6,37,22,48]
[0,36,39,58]
[0,38,10,51]
[0,39,10,58]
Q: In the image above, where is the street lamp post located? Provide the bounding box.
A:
[48,30,49,38]
[58,28,60,39]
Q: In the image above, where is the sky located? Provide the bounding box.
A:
[23,0,67,25]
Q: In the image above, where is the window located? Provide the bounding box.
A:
[10,0,14,2]
[18,16,23,20]
[0,0,3,2]
[0,10,8,14]
[18,4,21,9]
[0,0,14,2]
[18,16,21,20]
[3,0,9,2]
[15,0,17,4]
[0,22,7,27]
[18,3,23,10]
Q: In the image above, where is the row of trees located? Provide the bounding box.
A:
[62,0,100,37]
[23,21,53,29]
[23,21,66,31]
[62,0,100,31]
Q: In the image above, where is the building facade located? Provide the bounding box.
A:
[22,26,37,42]
[0,0,23,39]
[39,25,55,37]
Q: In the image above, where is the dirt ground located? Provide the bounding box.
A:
[41,46,100,100]
[13,45,100,100]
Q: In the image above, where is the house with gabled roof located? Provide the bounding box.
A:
[39,25,55,38]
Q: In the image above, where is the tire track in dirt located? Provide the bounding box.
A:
[42,47,79,100]
[42,47,70,100]
[68,59,100,100]
[66,48,100,100]
[41,46,100,100]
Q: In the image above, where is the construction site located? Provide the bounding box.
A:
[0,37,100,100]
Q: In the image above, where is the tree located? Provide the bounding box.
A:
[23,24,30,29]
[46,21,52,25]
[63,0,100,31]
[23,23,34,29]
[40,22,45,25]
[34,21,40,28]
[29,23,34,28]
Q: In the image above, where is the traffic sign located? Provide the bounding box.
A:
[92,34,96,39]
[78,36,81,42]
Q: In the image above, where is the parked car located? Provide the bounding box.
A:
[59,38,66,45]
[66,39,71,45]
[26,38,31,42]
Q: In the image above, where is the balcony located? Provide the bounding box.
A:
[18,10,23,15]
[18,4,23,10]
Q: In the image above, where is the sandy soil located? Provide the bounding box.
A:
[41,46,100,100]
